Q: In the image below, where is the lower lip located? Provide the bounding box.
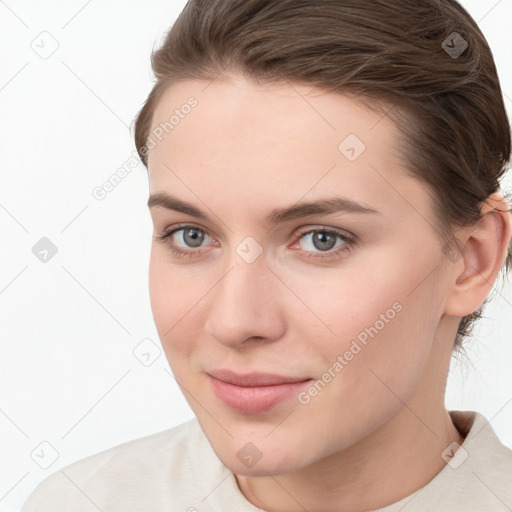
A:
[208,375,312,414]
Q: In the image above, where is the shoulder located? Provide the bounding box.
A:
[21,418,225,511]
[446,410,512,509]
[381,410,512,511]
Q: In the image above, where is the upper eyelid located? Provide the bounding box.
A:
[164,223,215,239]
[163,223,354,243]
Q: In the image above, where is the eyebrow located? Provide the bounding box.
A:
[147,192,380,224]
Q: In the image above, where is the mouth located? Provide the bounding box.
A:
[207,369,313,414]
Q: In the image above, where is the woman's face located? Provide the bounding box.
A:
[146,75,455,476]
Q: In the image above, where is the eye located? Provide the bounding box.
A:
[154,224,355,260]
[292,227,354,259]
[154,224,215,258]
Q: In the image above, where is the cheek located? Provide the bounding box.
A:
[148,249,204,354]
[299,252,445,396]
[289,272,444,455]
[148,250,175,330]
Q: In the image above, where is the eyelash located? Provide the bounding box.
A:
[154,223,356,261]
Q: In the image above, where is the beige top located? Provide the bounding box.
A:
[21,410,512,511]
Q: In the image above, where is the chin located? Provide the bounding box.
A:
[202,429,314,477]
[220,450,304,477]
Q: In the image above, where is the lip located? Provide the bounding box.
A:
[207,369,313,414]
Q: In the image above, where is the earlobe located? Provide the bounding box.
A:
[444,193,512,317]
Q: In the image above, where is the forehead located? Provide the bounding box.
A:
[148,75,395,163]
[146,76,423,220]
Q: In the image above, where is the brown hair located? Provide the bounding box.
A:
[133,0,511,352]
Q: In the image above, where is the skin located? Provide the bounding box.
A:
[146,74,512,512]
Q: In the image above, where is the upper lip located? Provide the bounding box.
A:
[208,369,312,387]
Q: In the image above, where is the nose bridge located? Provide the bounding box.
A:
[204,250,284,346]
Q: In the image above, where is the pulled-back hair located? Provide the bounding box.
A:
[133,0,511,352]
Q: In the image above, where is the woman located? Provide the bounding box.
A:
[22,0,512,510]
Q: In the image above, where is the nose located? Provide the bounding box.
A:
[203,255,286,348]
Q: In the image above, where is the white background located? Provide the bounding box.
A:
[0,1,511,510]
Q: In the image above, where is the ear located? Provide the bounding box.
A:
[443,192,512,318]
